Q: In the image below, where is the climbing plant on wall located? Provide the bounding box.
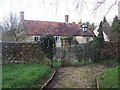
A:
[39,34,56,67]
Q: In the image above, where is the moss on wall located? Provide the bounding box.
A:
[2,42,51,65]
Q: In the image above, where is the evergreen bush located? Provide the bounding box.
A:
[38,34,56,67]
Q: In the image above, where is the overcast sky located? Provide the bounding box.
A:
[0,0,119,25]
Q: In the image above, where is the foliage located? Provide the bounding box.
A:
[110,16,119,41]
[99,57,118,66]
[39,34,56,67]
[75,21,104,63]
[97,66,118,88]
[52,61,61,67]
[75,43,87,62]
[78,19,82,24]
[97,21,104,49]
[103,17,110,26]
[75,36,104,63]
[78,21,97,31]
[2,63,54,88]
[98,21,104,39]
[84,22,97,31]
[61,35,73,47]
[52,61,92,67]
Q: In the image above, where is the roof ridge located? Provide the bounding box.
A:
[24,19,65,23]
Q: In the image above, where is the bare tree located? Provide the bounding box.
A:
[39,0,119,16]
[93,0,119,15]
[2,12,27,42]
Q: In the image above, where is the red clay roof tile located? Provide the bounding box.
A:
[23,20,95,36]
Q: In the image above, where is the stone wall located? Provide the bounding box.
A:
[2,42,51,65]
[53,46,78,62]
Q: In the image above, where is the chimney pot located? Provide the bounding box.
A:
[65,15,69,23]
[20,11,24,22]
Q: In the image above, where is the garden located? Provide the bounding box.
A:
[2,21,119,89]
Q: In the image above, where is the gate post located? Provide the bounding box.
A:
[61,37,70,67]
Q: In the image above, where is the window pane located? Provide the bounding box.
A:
[35,37,38,41]
[86,38,90,42]
[56,36,59,42]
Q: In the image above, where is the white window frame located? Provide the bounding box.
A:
[82,25,87,32]
[34,36,39,42]
[56,36,59,42]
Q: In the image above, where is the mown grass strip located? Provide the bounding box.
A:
[2,63,54,88]
[97,66,118,88]
[52,61,92,67]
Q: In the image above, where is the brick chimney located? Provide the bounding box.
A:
[20,11,24,22]
[65,15,69,24]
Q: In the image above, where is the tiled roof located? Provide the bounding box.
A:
[23,20,95,36]
[71,39,79,45]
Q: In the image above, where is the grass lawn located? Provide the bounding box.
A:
[97,66,118,88]
[2,63,54,88]
[52,61,92,67]
[96,57,119,88]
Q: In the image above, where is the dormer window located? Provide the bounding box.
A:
[82,25,88,32]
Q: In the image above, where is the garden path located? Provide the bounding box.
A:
[45,64,110,88]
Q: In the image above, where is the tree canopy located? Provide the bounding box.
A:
[110,16,119,41]
[103,17,110,26]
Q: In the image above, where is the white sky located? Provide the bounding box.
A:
[0,0,119,25]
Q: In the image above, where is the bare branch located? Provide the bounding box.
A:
[105,0,119,16]
[93,0,106,14]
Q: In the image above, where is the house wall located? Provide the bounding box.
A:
[25,35,40,42]
[25,35,62,47]
[25,35,93,47]
[75,36,93,43]
[54,36,62,47]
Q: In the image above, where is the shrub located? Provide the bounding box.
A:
[75,43,87,62]
[75,37,103,63]
[38,34,56,67]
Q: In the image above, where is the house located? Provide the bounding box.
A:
[93,25,111,41]
[20,11,95,47]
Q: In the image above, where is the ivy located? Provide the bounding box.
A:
[38,34,56,67]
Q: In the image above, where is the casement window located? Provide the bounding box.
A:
[86,38,90,42]
[34,36,39,42]
[56,36,59,42]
